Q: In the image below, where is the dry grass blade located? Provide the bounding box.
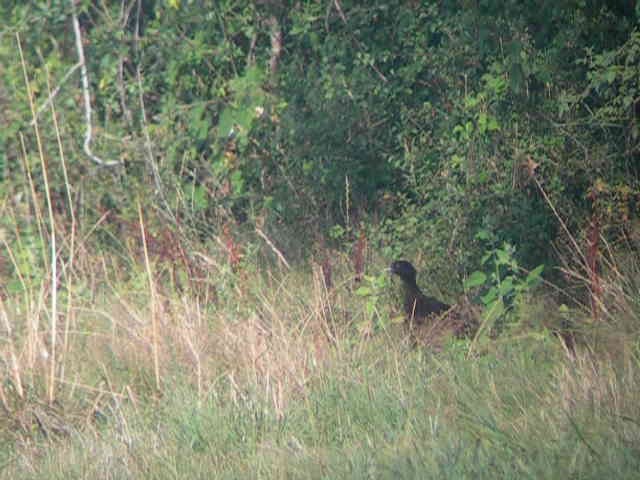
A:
[137,201,161,392]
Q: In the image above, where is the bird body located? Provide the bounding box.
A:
[390,260,475,347]
[389,260,450,323]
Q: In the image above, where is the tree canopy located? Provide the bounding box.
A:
[1,0,639,289]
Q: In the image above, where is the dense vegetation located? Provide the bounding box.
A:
[0,1,639,477]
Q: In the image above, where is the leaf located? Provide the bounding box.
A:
[477,112,488,133]
[498,277,515,296]
[451,154,464,168]
[481,287,498,306]
[464,271,487,289]
[481,298,505,323]
[230,170,244,195]
[475,229,492,241]
[355,286,371,296]
[487,116,500,131]
[193,185,207,211]
[525,264,545,286]
[465,95,480,108]
[465,121,474,134]
[495,249,509,265]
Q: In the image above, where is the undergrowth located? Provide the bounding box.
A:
[0,242,639,479]
[2,5,640,478]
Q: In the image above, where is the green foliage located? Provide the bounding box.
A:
[1,0,638,287]
[3,4,640,476]
[354,271,390,330]
[4,225,46,295]
[464,231,545,337]
[217,67,266,144]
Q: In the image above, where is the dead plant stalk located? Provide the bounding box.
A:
[138,202,161,391]
[18,33,59,404]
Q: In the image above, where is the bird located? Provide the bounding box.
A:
[390,260,475,347]
[389,260,451,322]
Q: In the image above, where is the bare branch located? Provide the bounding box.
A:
[117,58,133,128]
[333,0,347,23]
[267,15,282,75]
[256,227,290,270]
[70,0,121,167]
[246,31,257,67]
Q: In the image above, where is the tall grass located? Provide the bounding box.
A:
[1,45,639,480]
[1,226,639,479]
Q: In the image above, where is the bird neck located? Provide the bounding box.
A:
[402,279,423,299]
[402,276,419,290]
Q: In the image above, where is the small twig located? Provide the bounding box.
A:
[332,0,388,83]
[333,0,347,23]
[135,66,180,227]
[256,227,290,269]
[115,1,136,129]
[533,175,588,269]
[117,58,133,128]
[29,62,81,126]
[70,0,121,167]
[136,66,163,195]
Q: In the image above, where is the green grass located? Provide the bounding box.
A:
[4,25,639,477]
[0,253,639,479]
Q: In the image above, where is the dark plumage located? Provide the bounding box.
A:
[389,260,450,323]
[390,260,476,347]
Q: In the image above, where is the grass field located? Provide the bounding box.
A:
[3,24,639,477]
[1,251,638,479]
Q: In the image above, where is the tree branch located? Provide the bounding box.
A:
[256,227,290,269]
[70,0,121,167]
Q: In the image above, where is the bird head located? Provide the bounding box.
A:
[389,260,417,284]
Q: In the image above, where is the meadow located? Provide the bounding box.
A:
[1,242,638,479]
[2,2,639,477]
